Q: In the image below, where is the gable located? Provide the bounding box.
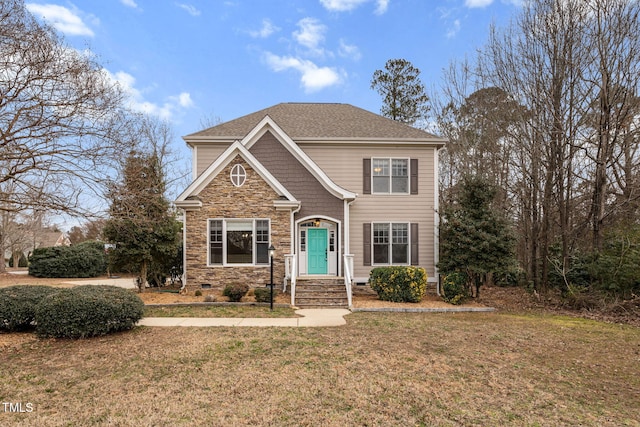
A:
[175,141,298,210]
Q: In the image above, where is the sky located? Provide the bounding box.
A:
[23,0,523,221]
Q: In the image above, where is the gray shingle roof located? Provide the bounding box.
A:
[185,103,445,141]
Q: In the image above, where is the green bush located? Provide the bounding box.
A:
[222,283,249,302]
[254,287,278,303]
[29,241,106,278]
[35,285,144,339]
[0,285,60,332]
[369,266,427,303]
[442,272,469,305]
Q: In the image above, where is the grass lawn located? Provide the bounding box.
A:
[143,305,299,318]
[1,312,639,426]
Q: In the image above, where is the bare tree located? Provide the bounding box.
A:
[0,0,131,218]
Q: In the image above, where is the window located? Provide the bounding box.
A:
[372,158,409,194]
[230,164,246,187]
[372,222,409,264]
[208,219,270,265]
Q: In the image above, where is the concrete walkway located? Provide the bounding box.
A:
[138,308,352,328]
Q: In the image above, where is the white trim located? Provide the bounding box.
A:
[176,140,297,204]
[240,115,357,201]
[295,215,342,277]
[191,145,197,181]
[207,218,271,267]
[434,147,442,294]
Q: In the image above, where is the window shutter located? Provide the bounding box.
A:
[363,223,371,266]
[410,159,418,194]
[363,158,371,195]
[410,223,419,265]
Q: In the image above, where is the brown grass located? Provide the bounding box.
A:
[2,312,639,426]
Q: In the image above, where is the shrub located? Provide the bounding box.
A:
[35,285,144,339]
[442,272,469,305]
[29,241,106,278]
[369,266,427,303]
[194,290,202,296]
[254,287,278,303]
[0,285,60,332]
[222,283,249,302]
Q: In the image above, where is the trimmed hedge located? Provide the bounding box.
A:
[369,266,427,303]
[0,285,60,332]
[29,241,106,278]
[254,287,278,303]
[442,272,469,305]
[222,283,249,302]
[35,285,144,339]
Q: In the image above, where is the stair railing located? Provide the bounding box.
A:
[343,254,354,308]
[290,255,297,306]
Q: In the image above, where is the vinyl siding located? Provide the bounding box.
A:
[301,143,437,281]
[194,143,230,177]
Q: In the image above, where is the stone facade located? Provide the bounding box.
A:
[184,155,291,292]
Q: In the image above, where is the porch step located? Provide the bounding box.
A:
[294,278,348,308]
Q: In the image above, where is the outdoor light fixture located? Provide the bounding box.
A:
[314,218,320,227]
[267,244,276,310]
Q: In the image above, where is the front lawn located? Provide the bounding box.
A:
[1,312,639,426]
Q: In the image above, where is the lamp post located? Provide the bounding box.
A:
[268,244,276,310]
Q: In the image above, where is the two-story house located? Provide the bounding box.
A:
[175,103,446,307]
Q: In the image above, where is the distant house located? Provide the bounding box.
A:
[175,103,446,307]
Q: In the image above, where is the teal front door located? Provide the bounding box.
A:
[308,228,328,274]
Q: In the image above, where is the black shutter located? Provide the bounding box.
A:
[410,159,418,194]
[363,158,371,195]
[363,223,371,266]
[410,223,419,265]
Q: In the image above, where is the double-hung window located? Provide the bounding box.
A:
[208,219,270,266]
[372,222,409,264]
[372,158,409,194]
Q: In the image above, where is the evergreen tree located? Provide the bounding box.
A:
[103,150,181,291]
[370,58,430,125]
[438,175,516,297]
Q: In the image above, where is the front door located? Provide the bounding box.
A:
[307,228,328,274]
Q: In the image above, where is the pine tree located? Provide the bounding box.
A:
[103,150,181,291]
[438,175,516,297]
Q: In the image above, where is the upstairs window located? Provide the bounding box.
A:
[372,158,409,194]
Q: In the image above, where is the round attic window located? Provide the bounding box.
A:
[230,164,246,187]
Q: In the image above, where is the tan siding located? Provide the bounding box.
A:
[194,144,230,177]
[301,144,438,281]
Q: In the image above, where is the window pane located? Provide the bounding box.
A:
[227,221,252,264]
[392,159,408,193]
[256,220,269,242]
[392,224,408,244]
[209,220,223,265]
[392,243,408,263]
[374,244,389,264]
[372,159,389,176]
[373,176,390,193]
[256,243,269,264]
[373,223,389,264]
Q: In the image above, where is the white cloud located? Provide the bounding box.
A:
[293,17,327,55]
[249,18,280,38]
[176,3,201,16]
[375,0,389,15]
[338,39,361,61]
[26,3,94,37]
[263,52,342,92]
[447,19,461,38]
[319,0,390,14]
[103,70,193,120]
[465,0,494,7]
[319,0,368,12]
[120,0,139,8]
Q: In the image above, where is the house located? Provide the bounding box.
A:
[175,103,446,307]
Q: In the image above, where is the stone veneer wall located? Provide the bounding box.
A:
[184,155,291,292]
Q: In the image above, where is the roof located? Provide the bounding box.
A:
[185,103,446,142]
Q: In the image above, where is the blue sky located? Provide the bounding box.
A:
[25,0,521,210]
